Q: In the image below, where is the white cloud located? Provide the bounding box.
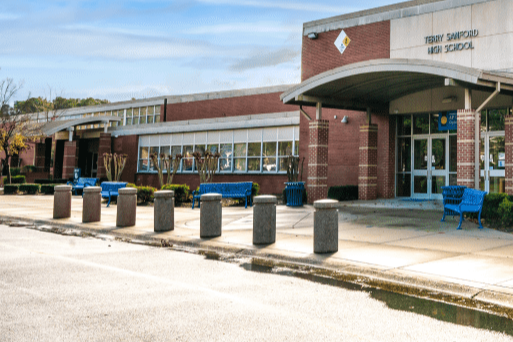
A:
[187,22,300,35]
[196,0,355,13]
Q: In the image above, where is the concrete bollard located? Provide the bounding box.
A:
[82,186,102,223]
[200,193,222,238]
[154,190,174,232]
[53,185,72,219]
[253,195,277,245]
[116,187,137,227]
[313,199,339,254]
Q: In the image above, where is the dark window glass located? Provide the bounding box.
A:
[430,113,441,134]
[413,114,429,135]
[488,109,506,131]
[396,174,411,197]
[397,138,411,172]
[397,115,411,136]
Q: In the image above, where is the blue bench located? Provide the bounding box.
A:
[442,187,486,230]
[101,182,127,207]
[192,182,252,209]
[441,185,467,221]
[67,177,98,195]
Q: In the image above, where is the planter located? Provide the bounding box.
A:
[285,181,304,207]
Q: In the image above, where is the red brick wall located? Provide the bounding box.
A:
[165,92,295,122]
[302,21,390,81]
[307,120,329,203]
[62,141,77,180]
[135,173,288,196]
[457,109,478,188]
[506,115,512,195]
[0,142,36,168]
[97,133,111,179]
[359,124,378,200]
[112,135,139,184]
[299,107,394,198]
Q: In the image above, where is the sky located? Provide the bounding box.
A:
[0,0,396,104]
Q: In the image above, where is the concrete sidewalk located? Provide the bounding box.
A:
[2,195,513,317]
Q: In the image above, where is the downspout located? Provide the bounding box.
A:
[474,82,501,189]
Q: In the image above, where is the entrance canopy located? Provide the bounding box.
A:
[281,59,513,112]
[40,115,122,136]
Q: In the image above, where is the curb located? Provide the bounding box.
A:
[2,214,513,319]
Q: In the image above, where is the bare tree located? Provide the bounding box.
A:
[0,75,41,184]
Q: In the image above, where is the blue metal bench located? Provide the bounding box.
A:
[67,177,98,195]
[442,187,486,230]
[192,182,253,209]
[101,182,127,207]
[441,185,466,221]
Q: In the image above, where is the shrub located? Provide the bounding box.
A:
[161,184,190,203]
[23,165,38,173]
[328,185,359,201]
[252,182,260,198]
[10,167,21,176]
[35,178,67,184]
[481,193,509,222]
[41,184,56,195]
[4,184,20,194]
[498,197,513,228]
[19,184,41,194]
[3,175,26,185]
[136,186,156,204]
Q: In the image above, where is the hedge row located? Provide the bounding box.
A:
[468,193,513,228]
[161,184,190,203]
[127,184,157,204]
[327,185,359,201]
[35,179,68,184]
[2,175,26,184]
[4,184,19,194]
[41,184,57,194]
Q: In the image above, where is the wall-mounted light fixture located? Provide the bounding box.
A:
[341,116,348,124]
[334,115,337,119]
[307,32,318,39]
[442,96,457,104]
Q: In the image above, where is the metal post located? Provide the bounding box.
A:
[316,102,322,120]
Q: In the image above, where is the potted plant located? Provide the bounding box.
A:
[284,155,305,206]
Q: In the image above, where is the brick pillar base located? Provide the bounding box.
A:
[62,141,77,180]
[359,124,378,200]
[457,109,477,188]
[97,133,112,179]
[506,115,513,195]
[307,120,329,204]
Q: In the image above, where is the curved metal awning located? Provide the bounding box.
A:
[281,59,513,111]
[41,115,122,136]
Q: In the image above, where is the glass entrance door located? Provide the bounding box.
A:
[480,133,506,193]
[413,136,447,199]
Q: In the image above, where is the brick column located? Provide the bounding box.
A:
[380,116,395,198]
[506,115,513,195]
[97,133,112,178]
[62,141,77,180]
[34,142,46,172]
[359,124,378,200]
[456,109,478,188]
[307,120,329,204]
[49,136,57,178]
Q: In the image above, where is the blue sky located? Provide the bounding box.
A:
[0,0,396,103]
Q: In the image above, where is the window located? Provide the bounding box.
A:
[247,142,261,172]
[155,105,161,123]
[263,142,276,172]
[234,143,246,172]
[183,145,193,171]
[140,107,147,124]
[126,109,132,126]
[137,126,299,175]
[278,141,293,171]
[220,143,232,172]
[133,108,139,125]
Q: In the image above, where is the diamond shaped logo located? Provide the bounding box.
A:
[334,30,350,55]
